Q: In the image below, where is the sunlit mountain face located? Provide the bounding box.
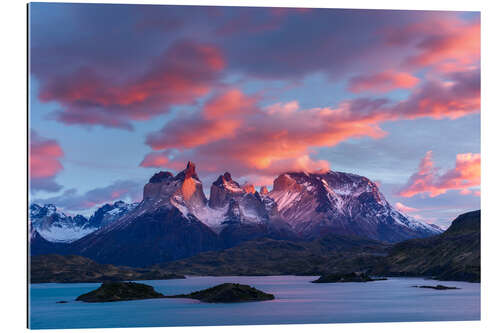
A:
[29,4,479,229]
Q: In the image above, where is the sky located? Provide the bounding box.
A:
[28,3,480,228]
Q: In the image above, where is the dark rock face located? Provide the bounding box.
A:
[69,206,219,267]
[29,226,69,255]
[311,272,386,283]
[76,282,165,302]
[167,283,274,303]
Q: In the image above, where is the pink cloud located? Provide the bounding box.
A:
[39,40,225,129]
[395,202,419,213]
[384,18,480,73]
[393,69,480,120]
[30,131,64,192]
[203,89,257,118]
[398,151,480,198]
[140,152,170,168]
[144,89,258,151]
[348,71,419,93]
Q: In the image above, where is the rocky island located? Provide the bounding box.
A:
[167,283,275,303]
[413,285,460,290]
[76,282,165,302]
[312,272,387,283]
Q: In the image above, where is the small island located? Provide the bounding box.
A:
[413,285,460,290]
[76,282,165,302]
[167,283,275,303]
[311,272,387,283]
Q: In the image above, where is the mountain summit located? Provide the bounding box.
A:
[267,171,440,242]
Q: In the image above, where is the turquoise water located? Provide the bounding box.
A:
[29,276,480,329]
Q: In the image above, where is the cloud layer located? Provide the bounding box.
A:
[140,65,479,181]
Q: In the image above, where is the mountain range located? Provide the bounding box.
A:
[30,161,442,267]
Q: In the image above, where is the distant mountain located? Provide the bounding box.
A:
[29,201,138,243]
[87,200,139,229]
[29,204,95,243]
[267,171,441,242]
[372,210,480,282]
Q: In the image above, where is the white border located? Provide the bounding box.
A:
[1,0,499,332]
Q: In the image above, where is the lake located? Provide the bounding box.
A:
[29,276,480,329]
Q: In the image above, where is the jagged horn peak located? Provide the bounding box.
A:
[272,173,301,192]
[242,182,256,194]
[213,171,235,186]
[186,161,196,173]
[174,161,199,180]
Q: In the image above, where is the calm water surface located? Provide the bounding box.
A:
[29,276,480,329]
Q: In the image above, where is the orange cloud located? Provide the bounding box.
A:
[348,71,419,93]
[398,151,480,198]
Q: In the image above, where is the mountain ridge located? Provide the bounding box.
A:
[30,161,443,267]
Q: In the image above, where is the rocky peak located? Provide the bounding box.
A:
[174,161,200,181]
[149,171,174,183]
[185,161,196,178]
[260,186,269,195]
[272,173,303,192]
[209,172,244,208]
[242,183,256,194]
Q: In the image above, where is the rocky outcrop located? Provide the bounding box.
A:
[208,172,244,209]
[167,283,274,303]
[413,285,460,290]
[76,282,165,302]
[242,183,256,194]
[311,272,386,283]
